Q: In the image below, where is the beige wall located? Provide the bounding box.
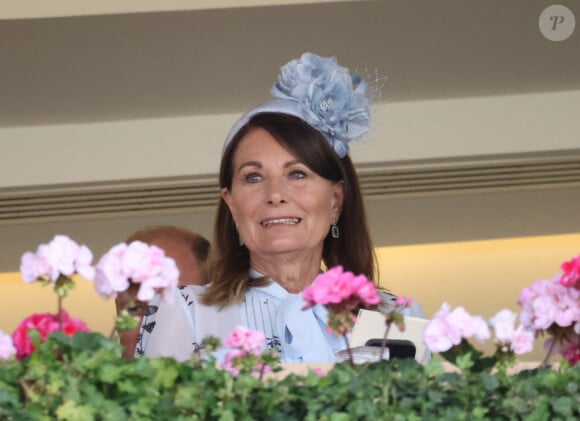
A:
[0,0,350,20]
[2,232,578,362]
[2,91,579,188]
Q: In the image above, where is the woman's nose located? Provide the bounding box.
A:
[266,177,286,204]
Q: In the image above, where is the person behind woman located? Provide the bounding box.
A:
[115,225,210,359]
[139,52,424,362]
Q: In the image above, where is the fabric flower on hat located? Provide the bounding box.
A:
[275,53,337,99]
[270,52,370,158]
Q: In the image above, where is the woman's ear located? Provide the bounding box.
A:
[221,187,237,222]
[331,181,345,220]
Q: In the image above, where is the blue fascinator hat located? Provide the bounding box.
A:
[223,52,371,158]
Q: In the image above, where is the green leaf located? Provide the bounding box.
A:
[329,413,351,421]
[114,314,140,331]
[150,359,179,389]
[97,364,122,384]
[481,374,499,391]
[28,329,42,348]
[55,400,95,421]
[440,339,498,374]
[424,357,445,377]
[551,396,574,416]
[455,352,474,372]
[471,406,488,419]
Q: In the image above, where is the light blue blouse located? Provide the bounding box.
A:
[136,273,426,363]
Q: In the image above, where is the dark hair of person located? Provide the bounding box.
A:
[203,112,377,307]
[126,225,211,283]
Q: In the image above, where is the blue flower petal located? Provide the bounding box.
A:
[270,53,371,157]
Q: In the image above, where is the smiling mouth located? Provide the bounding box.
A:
[261,217,301,227]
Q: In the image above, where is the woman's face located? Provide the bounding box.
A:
[222,127,344,261]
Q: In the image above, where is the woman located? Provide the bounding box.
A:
[139,53,424,362]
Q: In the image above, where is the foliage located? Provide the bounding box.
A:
[1,334,579,420]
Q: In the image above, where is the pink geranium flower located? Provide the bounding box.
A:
[423,317,459,353]
[510,325,535,355]
[311,367,325,377]
[559,254,580,288]
[396,296,414,308]
[222,349,245,376]
[518,277,580,330]
[302,266,354,306]
[423,303,490,353]
[20,235,95,283]
[11,311,90,360]
[301,266,381,337]
[488,309,534,355]
[302,266,380,311]
[222,326,269,377]
[223,326,265,354]
[94,241,179,304]
[489,309,518,343]
[518,270,580,365]
[560,338,580,366]
[0,330,16,360]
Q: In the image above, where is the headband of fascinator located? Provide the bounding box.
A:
[223,52,371,158]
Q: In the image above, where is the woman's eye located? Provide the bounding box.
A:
[245,173,262,183]
[289,170,306,179]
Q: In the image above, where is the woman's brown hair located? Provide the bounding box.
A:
[203,113,376,307]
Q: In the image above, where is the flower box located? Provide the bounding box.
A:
[1,235,579,419]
